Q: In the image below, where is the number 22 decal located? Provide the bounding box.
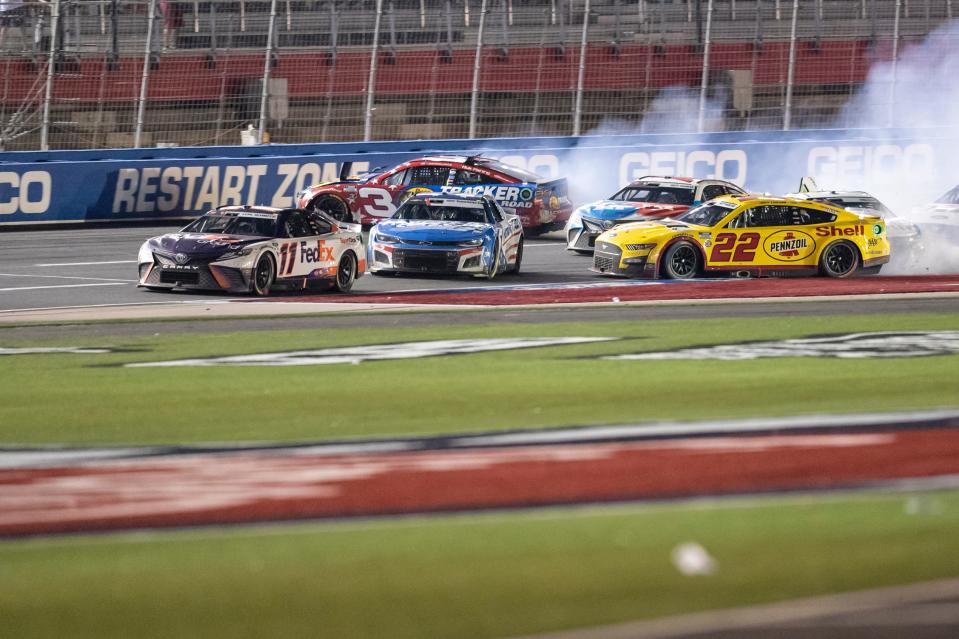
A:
[710,232,760,262]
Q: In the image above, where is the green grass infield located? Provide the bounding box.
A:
[2,312,959,445]
[2,489,958,639]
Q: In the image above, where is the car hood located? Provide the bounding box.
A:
[147,233,267,259]
[597,219,696,244]
[376,220,489,242]
[579,200,689,221]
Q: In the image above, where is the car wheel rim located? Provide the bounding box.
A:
[671,246,696,276]
[316,197,348,222]
[255,260,271,290]
[827,245,855,274]
[338,257,353,287]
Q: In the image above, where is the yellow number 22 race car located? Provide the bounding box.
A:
[591,195,890,279]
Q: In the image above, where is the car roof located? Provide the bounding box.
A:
[213,205,287,215]
[711,193,846,211]
[626,176,697,187]
[408,192,489,203]
[785,190,876,200]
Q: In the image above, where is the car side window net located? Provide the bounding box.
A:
[411,166,452,186]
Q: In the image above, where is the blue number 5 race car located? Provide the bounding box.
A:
[367,193,523,278]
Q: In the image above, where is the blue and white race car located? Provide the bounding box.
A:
[367,193,523,278]
[565,176,746,254]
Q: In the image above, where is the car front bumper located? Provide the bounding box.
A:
[368,243,487,275]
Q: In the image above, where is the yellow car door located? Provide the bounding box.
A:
[707,204,782,268]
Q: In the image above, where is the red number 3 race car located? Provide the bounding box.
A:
[295,155,572,234]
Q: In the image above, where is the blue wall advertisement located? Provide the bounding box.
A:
[1,127,957,225]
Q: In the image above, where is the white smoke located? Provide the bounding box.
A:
[561,86,728,205]
[828,20,959,274]
[555,21,959,273]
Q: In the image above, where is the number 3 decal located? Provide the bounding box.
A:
[710,232,760,262]
[359,187,397,218]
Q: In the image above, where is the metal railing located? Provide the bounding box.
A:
[0,0,956,150]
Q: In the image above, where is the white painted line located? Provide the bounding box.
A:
[0,273,133,283]
[34,260,138,267]
[0,299,239,313]
[510,579,959,639]
[0,283,129,292]
[457,409,959,448]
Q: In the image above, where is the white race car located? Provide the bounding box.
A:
[786,179,923,271]
[138,206,365,295]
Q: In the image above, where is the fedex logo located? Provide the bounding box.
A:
[301,240,334,263]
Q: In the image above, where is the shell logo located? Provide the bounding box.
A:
[763,230,816,262]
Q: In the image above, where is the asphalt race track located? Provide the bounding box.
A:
[0,224,593,312]
[4,224,959,321]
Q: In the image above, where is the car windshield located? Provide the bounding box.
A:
[935,186,959,205]
[394,200,491,224]
[675,202,737,227]
[182,212,277,236]
[611,186,695,205]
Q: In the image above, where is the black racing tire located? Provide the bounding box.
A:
[251,253,276,296]
[309,195,352,223]
[819,240,860,278]
[334,252,357,292]
[661,241,701,280]
[511,238,524,274]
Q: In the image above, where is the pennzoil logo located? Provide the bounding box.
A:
[764,230,815,262]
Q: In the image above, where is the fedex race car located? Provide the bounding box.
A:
[296,155,571,234]
[137,206,365,295]
[785,177,922,269]
[565,176,746,254]
[367,193,523,279]
[591,194,890,279]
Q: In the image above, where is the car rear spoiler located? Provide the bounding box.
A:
[798,176,819,193]
[339,161,353,182]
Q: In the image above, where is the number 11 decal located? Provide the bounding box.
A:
[710,232,760,262]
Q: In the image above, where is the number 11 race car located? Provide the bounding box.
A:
[592,195,890,279]
[137,206,365,295]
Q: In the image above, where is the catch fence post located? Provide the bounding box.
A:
[364,0,384,141]
[889,0,901,127]
[41,0,62,151]
[134,0,158,148]
[783,0,799,130]
[572,0,590,137]
[468,0,488,139]
[697,0,713,133]
[258,0,279,144]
